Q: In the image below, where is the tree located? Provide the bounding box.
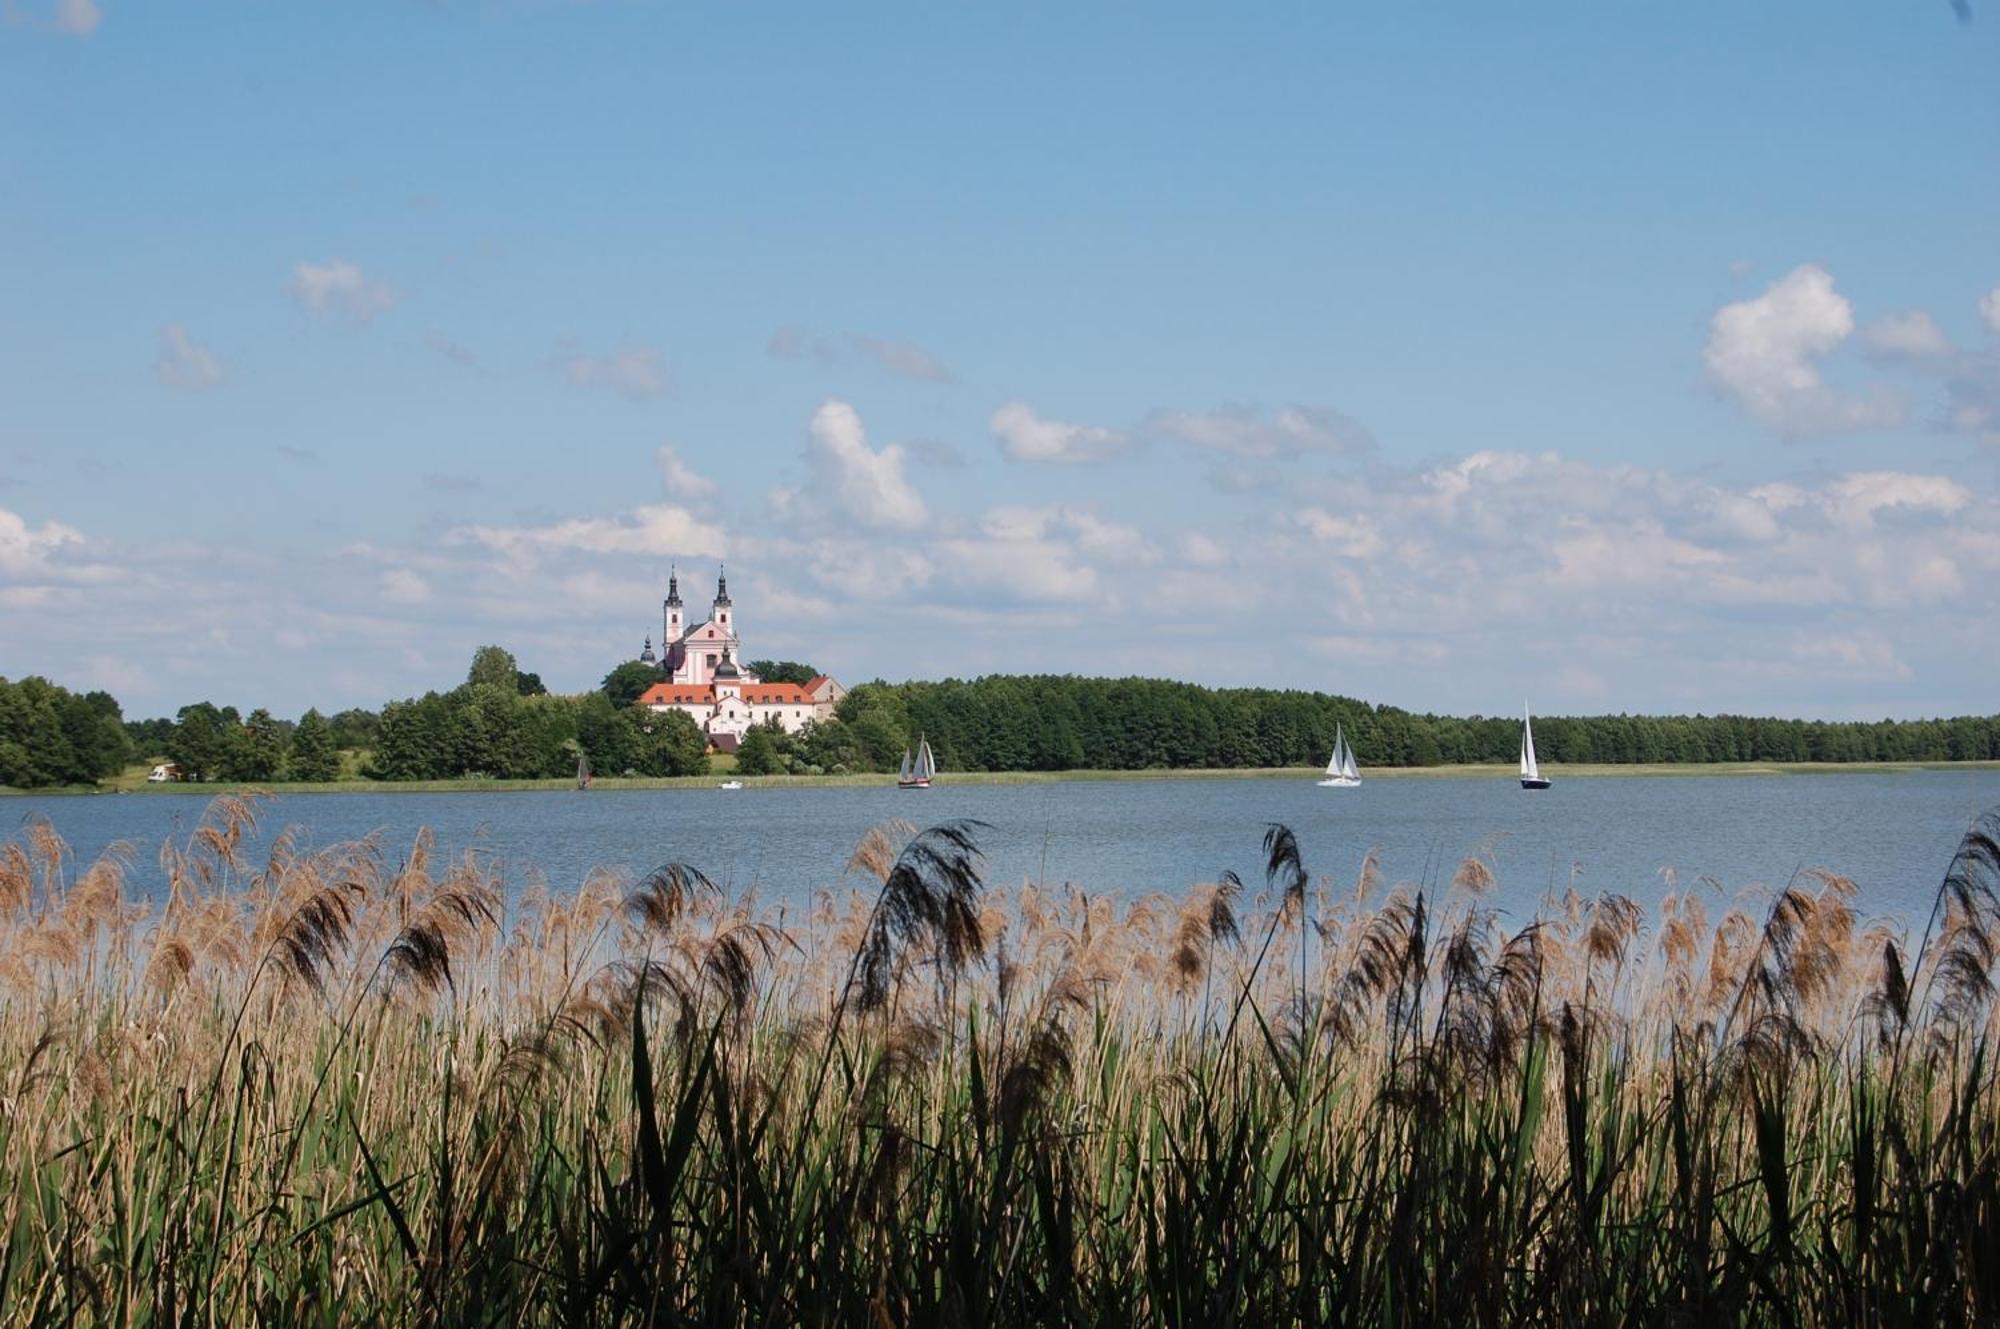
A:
[635,708,709,777]
[844,709,908,773]
[796,717,865,773]
[734,721,789,776]
[165,703,240,783]
[467,645,522,693]
[602,660,666,709]
[289,708,341,782]
[515,670,548,697]
[237,708,288,781]
[747,660,819,686]
[328,708,381,751]
[574,694,641,775]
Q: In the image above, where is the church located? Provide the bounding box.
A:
[634,567,845,751]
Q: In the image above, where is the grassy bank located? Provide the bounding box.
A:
[9,757,1998,797]
[4,797,2000,1322]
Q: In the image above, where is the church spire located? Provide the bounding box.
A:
[714,563,731,607]
[665,564,682,608]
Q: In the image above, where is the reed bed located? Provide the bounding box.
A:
[3,794,1999,1325]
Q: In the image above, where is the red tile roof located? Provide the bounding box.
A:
[639,681,826,709]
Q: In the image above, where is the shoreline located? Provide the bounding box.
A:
[7,758,2000,797]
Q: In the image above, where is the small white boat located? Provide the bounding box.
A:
[1317,723,1361,787]
[1519,708,1551,790]
[718,780,743,791]
[897,735,936,789]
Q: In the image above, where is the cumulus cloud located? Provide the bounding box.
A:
[8,379,1998,717]
[0,507,86,578]
[655,444,717,500]
[1820,471,1970,530]
[379,569,431,605]
[1295,509,1385,559]
[1983,287,2000,336]
[453,504,725,562]
[1148,403,1374,460]
[796,399,927,530]
[1703,263,1902,436]
[290,260,402,323]
[556,344,669,400]
[1864,310,1952,361]
[991,401,1130,464]
[155,324,223,390]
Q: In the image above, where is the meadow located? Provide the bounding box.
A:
[3,794,1999,1325]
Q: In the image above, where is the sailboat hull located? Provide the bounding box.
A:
[1317,776,1361,787]
[897,778,931,789]
[1520,777,1552,790]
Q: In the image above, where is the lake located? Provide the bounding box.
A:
[9,770,2000,927]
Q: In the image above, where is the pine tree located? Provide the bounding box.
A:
[289,708,341,782]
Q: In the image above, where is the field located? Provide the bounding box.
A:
[3,795,2000,1324]
[13,757,2000,798]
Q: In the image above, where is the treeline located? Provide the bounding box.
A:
[0,676,130,788]
[817,675,2000,773]
[349,647,711,781]
[9,658,2000,790]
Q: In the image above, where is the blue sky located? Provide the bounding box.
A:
[2,2,1997,720]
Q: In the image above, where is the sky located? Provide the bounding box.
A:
[1,2,1997,722]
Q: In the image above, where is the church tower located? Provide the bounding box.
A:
[663,566,684,647]
[713,564,733,638]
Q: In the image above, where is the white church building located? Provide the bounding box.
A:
[634,568,844,751]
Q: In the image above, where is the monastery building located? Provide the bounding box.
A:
[633,568,844,751]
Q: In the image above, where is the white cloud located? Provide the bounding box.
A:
[1295,509,1385,559]
[1703,263,1902,436]
[379,569,431,605]
[1864,310,1952,360]
[0,508,85,578]
[1148,403,1374,459]
[655,444,716,500]
[1821,471,1970,530]
[453,504,726,562]
[155,324,223,390]
[1982,287,2000,336]
[289,260,401,323]
[991,402,1130,464]
[1791,630,1912,682]
[1179,532,1229,568]
[799,399,927,531]
[557,344,668,401]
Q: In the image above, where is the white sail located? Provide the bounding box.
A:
[1341,735,1359,781]
[898,748,913,782]
[1325,724,1345,777]
[1521,710,1540,781]
[916,737,936,781]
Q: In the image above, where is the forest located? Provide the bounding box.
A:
[3,654,1997,788]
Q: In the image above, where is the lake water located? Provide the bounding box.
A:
[7,771,1999,927]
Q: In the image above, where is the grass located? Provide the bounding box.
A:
[5,794,2000,1323]
[21,757,2000,798]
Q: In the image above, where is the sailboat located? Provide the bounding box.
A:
[1317,723,1361,787]
[897,735,937,790]
[576,751,591,790]
[1519,707,1552,790]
